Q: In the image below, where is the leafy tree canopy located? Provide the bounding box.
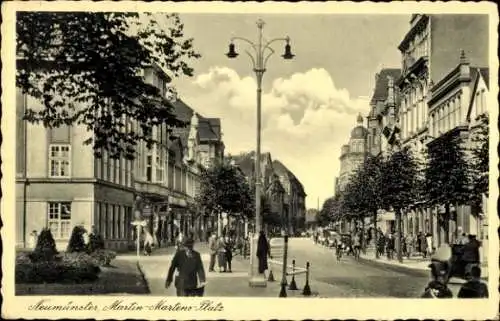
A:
[196,162,253,219]
[470,114,489,201]
[424,132,471,207]
[380,146,420,211]
[17,12,201,159]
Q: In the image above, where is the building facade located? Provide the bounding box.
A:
[395,14,488,248]
[16,66,224,251]
[335,114,368,194]
[231,152,307,235]
[426,54,489,257]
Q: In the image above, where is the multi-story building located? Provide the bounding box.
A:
[231,152,307,235]
[395,14,488,246]
[427,51,489,253]
[16,65,224,251]
[335,114,368,194]
[365,68,402,235]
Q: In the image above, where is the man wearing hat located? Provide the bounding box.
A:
[165,237,206,296]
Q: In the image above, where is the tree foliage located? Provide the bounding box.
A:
[470,114,489,202]
[380,146,420,211]
[424,133,471,207]
[67,226,87,253]
[196,162,253,219]
[16,12,201,159]
[318,195,342,227]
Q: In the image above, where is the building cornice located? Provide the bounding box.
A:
[397,56,429,89]
[398,15,429,52]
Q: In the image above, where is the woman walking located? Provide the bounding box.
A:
[217,235,227,272]
[224,235,234,272]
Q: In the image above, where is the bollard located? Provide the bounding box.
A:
[288,259,298,290]
[279,235,288,297]
[302,261,311,296]
[268,269,275,282]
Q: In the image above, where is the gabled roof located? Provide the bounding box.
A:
[478,67,489,89]
[169,98,222,143]
[272,160,306,196]
[466,67,489,121]
[370,68,401,105]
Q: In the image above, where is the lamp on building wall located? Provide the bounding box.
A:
[226,19,294,288]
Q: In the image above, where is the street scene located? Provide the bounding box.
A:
[9,7,494,306]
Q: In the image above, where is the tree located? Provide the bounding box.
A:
[196,162,253,235]
[317,197,335,227]
[380,146,420,262]
[344,155,384,257]
[67,225,87,253]
[424,132,471,245]
[31,228,58,262]
[470,114,489,205]
[17,12,201,159]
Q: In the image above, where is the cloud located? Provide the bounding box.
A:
[183,66,370,207]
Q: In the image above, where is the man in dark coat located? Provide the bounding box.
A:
[165,237,206,297]
[256,231,271,274]
[457,266,488,298]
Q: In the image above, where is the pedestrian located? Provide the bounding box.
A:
[386,233,395,260]
[418,232,424,254]
[28,230,38,250]
[425,233,433,258]
[165,237,206,297]
[377,232,385,257]
[208,232,217,272]
[224,235,234,272]
[353,232,362,259]
[143,230,154,256]
[405,233,414,259]
[421,260,453,298]
[256,231,271,274]
[458,232,469,245]
[217,235,227,272]
[462,234,481,273]
[457,265,488,298]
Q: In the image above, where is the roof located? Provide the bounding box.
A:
[169,98,222,143]
[370,69,401,105]
[478,67,489,89]
[272,160,306,196]
[232,153,255,178]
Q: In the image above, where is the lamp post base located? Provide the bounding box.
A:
[249,274,267,287]
[248,233,267,288]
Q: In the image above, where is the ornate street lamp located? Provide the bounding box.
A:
[226,19,294,287]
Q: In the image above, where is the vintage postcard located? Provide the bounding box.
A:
[1,1,499,320]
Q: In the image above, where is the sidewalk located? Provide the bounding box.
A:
[121,245,335,298]
[358,248,489,282]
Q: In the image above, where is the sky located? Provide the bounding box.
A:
[165,13,410,209]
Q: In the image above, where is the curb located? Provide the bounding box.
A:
[358,256,430,278]
[136,261,151,294]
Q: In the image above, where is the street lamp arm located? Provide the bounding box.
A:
[231,36,258,52]
[244,49,257,69]
[262,47,275,70]
[263,37,289,53]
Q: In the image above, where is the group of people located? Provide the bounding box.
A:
[208,232,236,273]
[376,230,433,260]
[422,249,488,299]
[165,230,271,297]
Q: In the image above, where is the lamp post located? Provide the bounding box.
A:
[226,19,294,287]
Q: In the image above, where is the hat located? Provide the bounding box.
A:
[431,244,452,262]
[184,238,195,246]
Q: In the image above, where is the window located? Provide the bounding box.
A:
[146,151,153,182]
[156,148,165,183]
[48,202,72,239]
[49,144,71,177]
